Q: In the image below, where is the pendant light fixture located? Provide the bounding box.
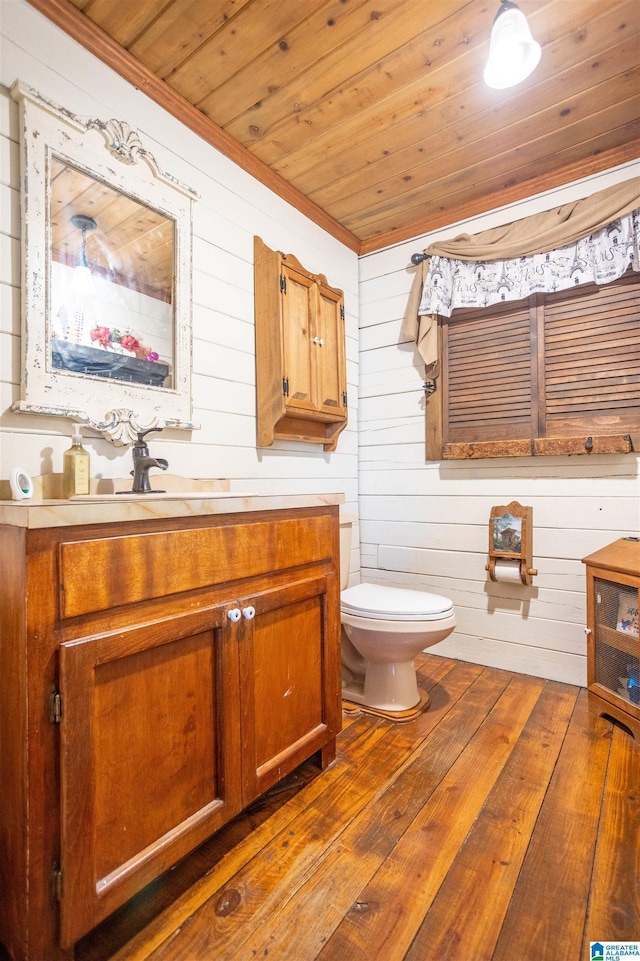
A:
[483,0,541,90]
[70,213,97,296]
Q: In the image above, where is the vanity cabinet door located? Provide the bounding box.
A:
[237,573,341,806]
[57,605,242,948]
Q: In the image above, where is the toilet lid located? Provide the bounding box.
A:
[341,582,453,621]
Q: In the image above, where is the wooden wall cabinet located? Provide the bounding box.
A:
[254,236,348,452]
[583,537,640,739]
[0,506,341,961]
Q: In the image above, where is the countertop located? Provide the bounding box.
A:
[0,491,344,529]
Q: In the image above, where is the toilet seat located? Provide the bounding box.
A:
[341,582,453,622]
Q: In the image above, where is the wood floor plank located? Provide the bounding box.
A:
[491,689,613,961]
[583,722,640,948]
[316,673,547,961]
[402,681,580,961]
[221,664,515,961]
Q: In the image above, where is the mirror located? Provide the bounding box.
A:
[12,81,198,445]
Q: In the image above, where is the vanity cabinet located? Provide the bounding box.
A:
[254,236,348,452]
[0,505,341,961]
[583,537,640,738]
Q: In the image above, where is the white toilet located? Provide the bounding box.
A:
[340,520,456,714]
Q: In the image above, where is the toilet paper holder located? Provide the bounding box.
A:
[485,500,538,586]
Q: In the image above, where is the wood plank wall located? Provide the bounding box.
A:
[0,2,360,554]
[358,164,640,686]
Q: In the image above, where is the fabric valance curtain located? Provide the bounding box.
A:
[402,176,640,368]
[420,209,639,317]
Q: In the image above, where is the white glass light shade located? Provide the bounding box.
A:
[71,263,96,296]
[69,213,97,297]
[483,4,541,89]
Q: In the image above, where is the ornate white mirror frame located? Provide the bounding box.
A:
[11,80,199,445]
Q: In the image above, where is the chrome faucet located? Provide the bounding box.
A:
[129,427,169,493]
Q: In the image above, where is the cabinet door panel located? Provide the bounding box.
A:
[58,606,241,947]
[239,574,341,804]
[282,264,316,413]
[253,596,323,765]
[316,283,347,417]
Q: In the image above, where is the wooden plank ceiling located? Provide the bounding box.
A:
[28,0,640,254]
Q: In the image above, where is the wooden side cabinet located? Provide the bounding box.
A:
[0,505,341,961]
[254,236,348,452]
[583,537,640,738]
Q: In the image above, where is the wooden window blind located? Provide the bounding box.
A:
[444,301,533,443]
[428,268,639,460]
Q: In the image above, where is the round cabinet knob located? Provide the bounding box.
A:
[242,606,256,620]
[312,336,320,345]
[318,338,325,346]
[227,608,242,622]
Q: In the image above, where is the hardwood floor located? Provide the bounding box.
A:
[5,654,639,961]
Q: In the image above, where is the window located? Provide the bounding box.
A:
[426,269,639,460]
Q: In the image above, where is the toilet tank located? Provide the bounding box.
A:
[339,518,353,591]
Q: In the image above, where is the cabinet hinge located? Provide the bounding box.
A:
[49,689,62,724]
[280,274,287,294]
[343,391,348,407]
[283,376,289,397]
[51,864,63,901]
[340,304,345,321]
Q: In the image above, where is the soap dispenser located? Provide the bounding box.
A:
[63,426,90,498]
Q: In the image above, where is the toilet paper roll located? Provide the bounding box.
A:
[493,559,523,583]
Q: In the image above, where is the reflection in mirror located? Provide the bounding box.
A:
[49,158,176,389]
